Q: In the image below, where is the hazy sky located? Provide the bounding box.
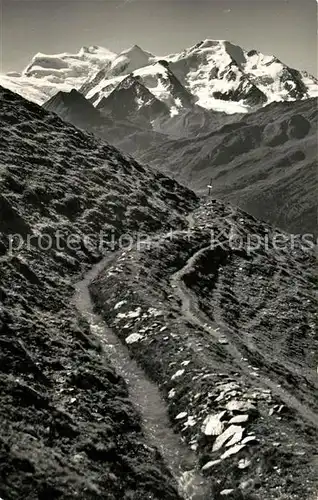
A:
[1,0,317,75]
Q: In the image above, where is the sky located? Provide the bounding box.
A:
[1,0,317,76]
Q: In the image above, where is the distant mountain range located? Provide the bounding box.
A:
[1,40,317,114]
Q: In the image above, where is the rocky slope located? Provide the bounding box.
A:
[0,85,198,500]
[138,97,318,235]
[90,200,318,500]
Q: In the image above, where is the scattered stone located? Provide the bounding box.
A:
[226,400,256,413]
[148,307,163,317]
[171,369,185,380]
[220,444,246,460]
[242,436,258,445]
[125,333,143,344]
[202,459,222,471]
[218,337,229,345]
[181,360,191,366]
[213,425,244,452]
[215,391,226,402]
[229,414,249,424]
[220,489,235,496]
[238,458,251,469]
[114,300,127,310]
[203,411,226,436]
[217,382,240,393]
[183,416,196,428]
[168,388,176,399]
[225,427,244,447]
[117,307,142,319]
[175,411,188,420]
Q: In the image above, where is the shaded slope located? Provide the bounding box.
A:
[42,86,170,157]
[97,74,169,125]
[138,98,318,235]
[0,85,198,500]
[43,88,107,128]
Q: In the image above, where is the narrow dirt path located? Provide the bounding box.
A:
[73,254,212,500]
[170,242,318,430]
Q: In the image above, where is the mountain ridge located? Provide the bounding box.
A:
[1,39,317,114]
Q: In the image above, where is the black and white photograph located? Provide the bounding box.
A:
[0,1,317,499]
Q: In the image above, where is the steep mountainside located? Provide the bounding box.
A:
[97,74,170,124]
[85,60,196,114]
[0,85,198,500]
[138,98,318,235]
[43,88,106,128]
[80,45,155,97]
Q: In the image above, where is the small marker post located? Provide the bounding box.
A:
[207,178,213,198]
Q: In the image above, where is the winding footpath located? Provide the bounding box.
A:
[73,254,211,500]
[169,228,318,430]
[72,208,316,500]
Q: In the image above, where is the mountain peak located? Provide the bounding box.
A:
[43,88,104,127]
[79,45,117,57]
[121,44,153,57]
[96,72,169,123]
[115,73,140,90]
[1,39,317,112]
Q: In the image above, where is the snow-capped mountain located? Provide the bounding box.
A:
[1,40,317,114]
[165,39,318,111]
[85,60,195,116]
[0,45,117,104]
[81,39,318,115]
[79,45,153,100]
